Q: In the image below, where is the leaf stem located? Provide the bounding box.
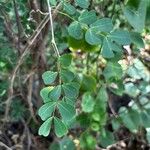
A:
[47,0,60,58]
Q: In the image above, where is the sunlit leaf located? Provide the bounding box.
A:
[42,71,58,85]
[38,101,56,121]
[38,117,53,137]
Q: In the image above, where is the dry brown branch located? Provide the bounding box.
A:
[4,2,62,121]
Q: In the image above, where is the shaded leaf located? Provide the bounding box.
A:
[90,18,113,33]
[81,74,96,92]
[85,29,102,45]
[68,21,83,39]
[60,137,76,150]
[59,54,72,68]
[58,101,76,121]
[109,30,131,45]
[64,97,76,106]
[62,82,79,98]
[80,133,96,150]
[64,3,76,15]
[100,130,115,148]
[101,38,114,58]
[103,62,123,80]
[60,69,75,83]
[75,0,90,9]
[54,117,68,137]
[123,0,147,32]
[78,10,97,25]
[81,92,95,112]
[130,32,144,48]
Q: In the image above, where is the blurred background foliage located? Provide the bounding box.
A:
[0,0,150,149]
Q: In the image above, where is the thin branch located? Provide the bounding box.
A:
[47,0,60,57]
[0,142,12,150]
[13,0,22,53]
[27,74,38,124]
[4,2,62,121]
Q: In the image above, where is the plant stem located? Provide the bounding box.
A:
[47,0,60,58]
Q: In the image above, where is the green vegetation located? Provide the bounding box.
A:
[0,0,150,149]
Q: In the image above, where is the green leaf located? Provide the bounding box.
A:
[58,101,76,121]
[123,0,147,32]
[78,10,97,25]
[60,69,75,83]
[80,133,96,150]
[64,97,76,106]
[125,82,140,98]
[91,122,100,131]
[127,58,150,82]
[59,54,72,67]
[147,129,150,144]
[130,32,144,48]
[81,74,96,92]
[75,0,90,9]
[40,86,53,103]
[49,142,60,150]
[110,42,122,52]
[81,92,95,112]
[90,18,113,33]
[38,117,53,137]
[103,62,123,80]
[64,3,76,15]
[97,86,108,103]
[42,71,58,85]
[95,86,108,113]
[120,109,142,131]
[141,111,150,128]
[85,29,102,45]
[109,30,131,45]
[68,21,83,39]
[38,101,56,121]
[62,82,79,98]
[49,0,57,6]
[54,117,68,137]
[60,137,76,150]
[101,38,114,58]
[77,113,90,128]
[99,130,115,148]
[49,85,61,101]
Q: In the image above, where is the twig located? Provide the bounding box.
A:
[23,70,36,84]
[21,119,32,150]
[0,142,12,150]
[27,74,38,124]
[4,2,62,121]
[47,0,60,57]
[13,0,22,53]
